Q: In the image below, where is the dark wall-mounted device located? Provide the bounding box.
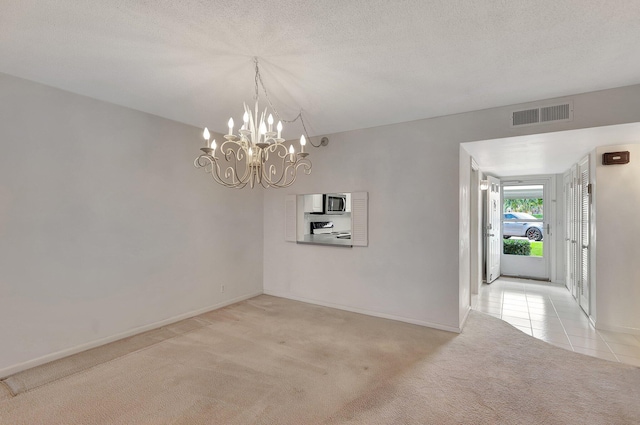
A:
[602,151,630,165]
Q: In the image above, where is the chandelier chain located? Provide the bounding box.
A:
[253,57,321,148]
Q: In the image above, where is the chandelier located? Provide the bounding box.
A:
[195,58,312,189]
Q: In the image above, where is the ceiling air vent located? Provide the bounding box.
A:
[512,108,539,126]
[540,103,570,122]
[511,101,573,127]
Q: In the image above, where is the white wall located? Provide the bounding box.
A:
[263,119,463,331]
[554,173,566,285]
[0,74,263,376]
[263,84,640,332]
[594,144,640,334]
[469,164,482,297]
[589,150,598,321]
[459,147,471,325]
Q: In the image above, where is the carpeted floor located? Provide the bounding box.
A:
[0,383,12,402]
[1,295,639,424]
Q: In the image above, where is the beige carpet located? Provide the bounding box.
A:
[2,316,211,395]
[0,383,12,402]
[0,295,638,424]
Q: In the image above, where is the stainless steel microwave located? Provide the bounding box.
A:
[324,194,347,215]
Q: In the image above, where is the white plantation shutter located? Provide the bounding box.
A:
[581,166,589,285]
[579,157,590,313]
[350,192,368,246]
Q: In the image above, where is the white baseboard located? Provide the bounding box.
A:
[0,291,263,379]
[595,321,640,336]
[459,305,471,330]
[263,290,461,333]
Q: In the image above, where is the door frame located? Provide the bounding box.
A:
[563,166,578,297]
[485,176,502,283]
[499,175,556,282]
[470,159,483,296]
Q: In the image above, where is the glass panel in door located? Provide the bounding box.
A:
[501,182,550,281]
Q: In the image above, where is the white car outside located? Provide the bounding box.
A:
[503,212,543,241]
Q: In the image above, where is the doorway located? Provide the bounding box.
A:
[500,178,551,281]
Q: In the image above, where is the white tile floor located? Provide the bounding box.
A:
[472,277,640,367]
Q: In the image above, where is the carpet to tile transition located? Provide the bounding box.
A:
[0,295,639,424]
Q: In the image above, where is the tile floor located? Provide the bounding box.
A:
[472,277,640,367]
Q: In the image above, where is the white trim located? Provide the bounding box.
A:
[0,291,263,379]
[471,158,480,171]
[595,322,640,336]
[459,305,472,330]
[264,290,462,333]
[500,176,554,281]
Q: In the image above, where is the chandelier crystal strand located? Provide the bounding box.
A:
[194,58,312,189]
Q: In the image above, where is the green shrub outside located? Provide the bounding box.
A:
[503,239,531,256]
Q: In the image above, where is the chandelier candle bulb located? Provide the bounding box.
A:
[242,111,249,130]
[300,134,306,153]
[203,127,210,147]
[268,114,274,132]
[211,140,216,151]
[289,144,295,162]
[228,118,234,136]
[277,121,282,139]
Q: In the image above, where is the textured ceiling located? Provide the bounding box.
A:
[2,0,640,142]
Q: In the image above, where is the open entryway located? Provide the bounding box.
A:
[500,178,551,281]
[464,122,640,364]
[465,122,640,337]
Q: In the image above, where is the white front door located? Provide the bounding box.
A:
[485,176,501,283]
